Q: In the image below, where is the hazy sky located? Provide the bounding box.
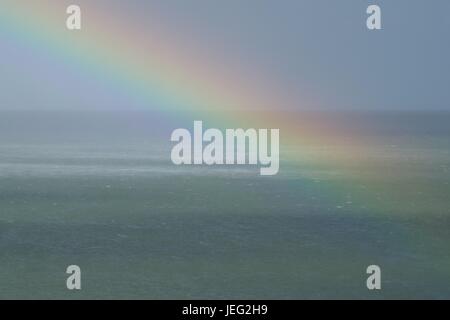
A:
[1,0,449,111]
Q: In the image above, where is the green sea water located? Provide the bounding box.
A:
[0,111,449,299]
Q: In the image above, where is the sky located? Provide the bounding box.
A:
[0,0,449,111]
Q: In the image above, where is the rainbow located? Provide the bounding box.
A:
[0,1,403,213]
[0,1,364,147]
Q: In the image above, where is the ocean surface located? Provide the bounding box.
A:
[0,111,449,299]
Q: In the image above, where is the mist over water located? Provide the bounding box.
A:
[0,110,449,299]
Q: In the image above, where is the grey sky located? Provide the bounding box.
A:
[0,0,449,111]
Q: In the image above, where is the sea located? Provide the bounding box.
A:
[0,110,449,299]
